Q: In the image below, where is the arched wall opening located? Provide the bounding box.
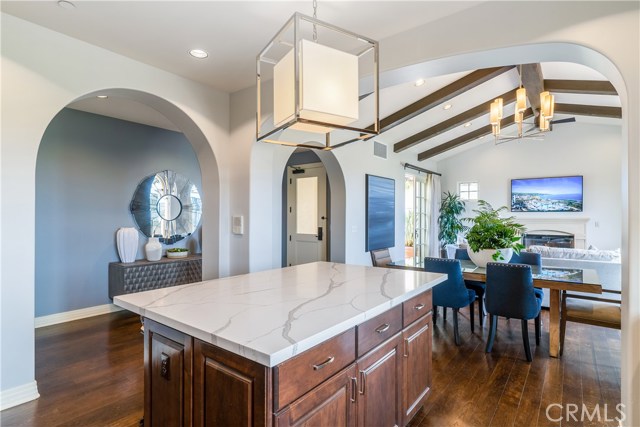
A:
[33,89,220,321]
[374,40,634,417]
[249,143,346,272]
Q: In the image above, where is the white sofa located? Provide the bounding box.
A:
[527,245,622,307]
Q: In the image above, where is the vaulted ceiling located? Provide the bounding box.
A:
[2,1,622,163]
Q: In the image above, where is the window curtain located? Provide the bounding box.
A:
[426,174,441,258]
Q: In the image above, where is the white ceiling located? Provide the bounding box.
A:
[1,0,483,93]
[3,1,622,162]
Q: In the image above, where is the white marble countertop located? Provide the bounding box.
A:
[114,261,446,367]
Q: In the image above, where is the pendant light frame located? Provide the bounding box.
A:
[256,12,379,150]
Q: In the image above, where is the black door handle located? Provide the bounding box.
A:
[318,227,323,241]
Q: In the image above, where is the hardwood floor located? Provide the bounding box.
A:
[1,304,621,427]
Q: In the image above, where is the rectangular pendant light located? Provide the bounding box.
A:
[257,13,379,150]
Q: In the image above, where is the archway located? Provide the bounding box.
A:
[33,89,220,322]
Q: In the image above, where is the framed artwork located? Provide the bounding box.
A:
[366,174,395,251]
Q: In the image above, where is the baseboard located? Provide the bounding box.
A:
[0,381,39,411]
[35,304,124,328]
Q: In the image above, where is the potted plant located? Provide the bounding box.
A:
[465,200,526,268]
[438,191,467,257]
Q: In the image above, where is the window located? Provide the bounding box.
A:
[459,181,478,200]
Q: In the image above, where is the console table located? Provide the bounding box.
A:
[108,254,202,298]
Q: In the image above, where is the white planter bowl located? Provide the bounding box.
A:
[167,250,189,259]
[467,248,513,268]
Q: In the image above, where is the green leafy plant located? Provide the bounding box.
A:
[167,248,189,253]
[465,200,526,260]
[438,191,467,248]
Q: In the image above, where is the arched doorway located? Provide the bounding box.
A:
[32,89,220,320]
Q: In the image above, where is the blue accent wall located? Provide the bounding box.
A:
[35,108,202,316]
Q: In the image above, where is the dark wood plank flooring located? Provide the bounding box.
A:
[1,304,621,427]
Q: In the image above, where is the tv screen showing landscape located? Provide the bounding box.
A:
[511,176,583,212]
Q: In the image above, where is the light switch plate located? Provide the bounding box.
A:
[232,215,244,235]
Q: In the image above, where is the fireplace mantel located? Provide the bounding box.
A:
[516,217,590,249]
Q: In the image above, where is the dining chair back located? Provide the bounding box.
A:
[370,248,392,267]
[484,263,543,361]
[424,257,476,345]
[509,251,541,266]
[455,248,485,325]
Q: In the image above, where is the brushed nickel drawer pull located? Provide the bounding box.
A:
[375,323,391,333]
[414,303,425,311]
[350,377,357,402]
[312,356,335,370]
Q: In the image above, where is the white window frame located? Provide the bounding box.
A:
[458,181,478,201]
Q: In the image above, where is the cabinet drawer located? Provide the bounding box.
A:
[356,305,402,357]
[403,290,432,327]
[274,328,356,411]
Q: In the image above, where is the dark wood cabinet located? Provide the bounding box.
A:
[274,365,357,427]
[401,313,432,425]
[143,289,433,427]
[356,333,403,427]
[144,319,192,427]
[193,340,271,427]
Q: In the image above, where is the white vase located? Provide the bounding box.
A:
[467,247,513,268]
[116,227,138,263]
[145,237,163,261]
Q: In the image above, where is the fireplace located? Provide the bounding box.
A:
[523,232,575,249]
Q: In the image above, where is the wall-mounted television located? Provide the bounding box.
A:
[511,176,583,212]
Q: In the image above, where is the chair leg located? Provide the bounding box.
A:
[535,314,541,346]
[560,312,567,357]
[485,314,497,353]
[469,301,475,333]
[434,306,438,321]
[478,295,485,326]
[453,308,460,346]
[443,307,447,321]
[522,319,532,362]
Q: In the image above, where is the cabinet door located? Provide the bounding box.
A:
[356,334,402,427]
[402,313,432,425]
[144,319,192,427]
[275,365,357,427]
[194,340,270,427]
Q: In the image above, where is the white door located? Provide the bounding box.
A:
[287,163,327,266]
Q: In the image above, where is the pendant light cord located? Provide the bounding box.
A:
[312,0,318,42]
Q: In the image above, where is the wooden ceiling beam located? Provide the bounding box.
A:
[417,108,534,161]
[544,80,618,95]
[519,63,544,114]
[394,89,517,153]
[555,103,622,118]
[367,66,515,133]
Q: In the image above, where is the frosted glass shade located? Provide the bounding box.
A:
[273,39,359,133]
[540,91,555,119]
[490,99,503,124]
[515,87,527,120]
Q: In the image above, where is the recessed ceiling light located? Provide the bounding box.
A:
[57,0,76,10]
[464,122,472,127]
[189,49,208,59]
[443,104,452,110]
[414,78,425,87]
[96,95,108,99]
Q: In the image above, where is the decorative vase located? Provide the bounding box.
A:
[467,248,513,268]
[116,227,138,263]
[145,237,162,261]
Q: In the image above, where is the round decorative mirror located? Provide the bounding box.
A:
[130,170,202,244]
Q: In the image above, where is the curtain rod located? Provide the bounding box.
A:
[403,163,442,176]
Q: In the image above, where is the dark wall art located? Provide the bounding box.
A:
[366,174,395,251]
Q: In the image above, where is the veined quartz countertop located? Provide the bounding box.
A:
[114,261,446,367]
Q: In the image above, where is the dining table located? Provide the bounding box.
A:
[385,258,602,357]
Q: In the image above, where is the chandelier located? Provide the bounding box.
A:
[489,65,555,143]
[256,1,379,150]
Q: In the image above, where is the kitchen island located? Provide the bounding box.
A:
[114,261,445,426]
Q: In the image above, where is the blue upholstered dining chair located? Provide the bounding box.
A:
[424,257,476,346]
[455,248,485,325]
[509,251,544,300]
[484,263,543,362]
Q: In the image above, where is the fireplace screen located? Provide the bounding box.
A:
[523,233,575,249]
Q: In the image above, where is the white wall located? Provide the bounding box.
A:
[2,2,640,424]
[437,122,622,250]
